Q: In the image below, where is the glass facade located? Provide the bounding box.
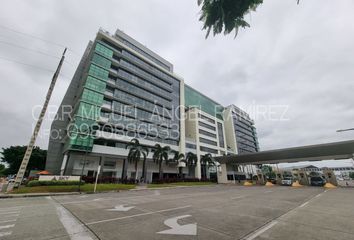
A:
[68,42,113,151]
[185,85,224,120]
[89,38,181,146]
[232,107,259,154]
[217,122,225,148]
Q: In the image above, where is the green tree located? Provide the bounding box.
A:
[126,139,148,182]
[200,153,215,179]
[349,172,354,180]
[185,152,198,177]
[0,163,6,176]
[0,146,46,175]
[152,144,171,180]
[261,165,276,180]
[170,150,185,178]
[198,0,263,38]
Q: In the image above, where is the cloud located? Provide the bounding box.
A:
[0,0,353,169]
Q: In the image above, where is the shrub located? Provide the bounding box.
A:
[151,178,212,184]
[27,180,83,187]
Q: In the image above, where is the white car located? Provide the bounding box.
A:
[281,177,293,186]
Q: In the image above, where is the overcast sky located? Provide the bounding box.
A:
[0,0,353,167]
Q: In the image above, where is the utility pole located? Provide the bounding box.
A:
[13,48,67,188]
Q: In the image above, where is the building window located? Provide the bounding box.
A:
[104,160,116,168]
[185,143,196,149]
[198,113,215,124]
[199,137,217,146]
[200,146,218,154]
[217,122,225,148]
[199,129,217,138]
[199,121,216,131]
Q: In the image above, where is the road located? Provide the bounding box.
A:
[0,185,353,239]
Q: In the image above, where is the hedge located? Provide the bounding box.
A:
[27,180,83,187]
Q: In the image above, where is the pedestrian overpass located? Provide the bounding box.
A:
[215,140,354,183]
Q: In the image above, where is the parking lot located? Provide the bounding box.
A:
[0,185,353,240]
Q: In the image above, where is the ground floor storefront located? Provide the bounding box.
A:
[63,152,193,183]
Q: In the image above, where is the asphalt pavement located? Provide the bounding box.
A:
[0,185,353,240]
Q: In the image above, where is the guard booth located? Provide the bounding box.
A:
[322,168,338,186]
[292,169,310,185]
[256,170,266,185]
[275,170,283,185]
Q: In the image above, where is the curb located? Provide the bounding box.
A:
[130,184,216,191]
[0,192,81,199]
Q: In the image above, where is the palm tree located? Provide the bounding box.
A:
[170,150,185,179]
[200,153,215,179]
[198,0,263,38]
[152,144,171,180]
[185,152,198,177]
[126,139,148,182]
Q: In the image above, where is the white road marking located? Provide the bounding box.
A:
[231,196,245,200]
[0,231,12,237]
[315,193,322,198]
[264,190,273,193]
[154,190,161,196]
[242,221,278,240]
[106,205,135,212]
[0,214,19,218]
[0,220,16,224]
[299,201,309,208]
[93,198,104,201]
[0,211,20,215]
[0,224,15,230]
[157,215,197,236]
[56,205,95,240]
[0,207,21,211]
[87,205,192,225]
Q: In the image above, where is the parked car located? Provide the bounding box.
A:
[310,176,326,186]
[281,177,293,186]
[268,178,277,184]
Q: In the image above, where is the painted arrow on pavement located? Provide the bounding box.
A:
[106,205,135,212]
[157,215,197,236]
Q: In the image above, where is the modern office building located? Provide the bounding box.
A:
[46,28,259,182]
[224,105,259,154]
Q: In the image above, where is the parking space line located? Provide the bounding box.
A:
[230,195,245,200]
[0,211,20,215]
[56,204,95,240]
[0,224,15,230]
[0,207,21,211]
[299,201,309,208]
[86,205,192,226]
[242,221,278,240]
[0,231,12,237]
[0,219,16,224]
